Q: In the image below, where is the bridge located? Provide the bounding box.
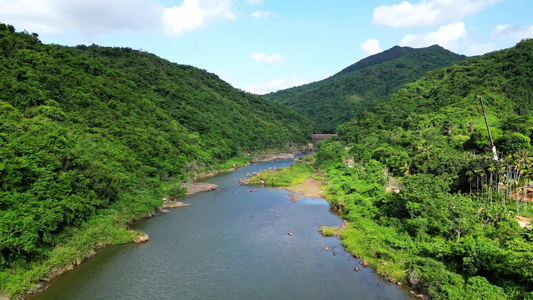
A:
[312,134,337,146]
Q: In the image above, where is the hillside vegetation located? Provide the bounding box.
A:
[0,23,312,297]
[265,45,465,133]
[315,39,533,299]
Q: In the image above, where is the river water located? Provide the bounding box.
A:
[30,159,410,300]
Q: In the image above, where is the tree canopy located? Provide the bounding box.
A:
[265,45,465,133]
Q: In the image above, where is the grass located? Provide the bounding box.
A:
[247,163,315,187]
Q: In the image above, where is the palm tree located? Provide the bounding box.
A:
[515,149,532,214]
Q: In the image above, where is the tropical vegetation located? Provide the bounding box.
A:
[265,45,465,133]
[0,23,312,297]
[313,39,533,299]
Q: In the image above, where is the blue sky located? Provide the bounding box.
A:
[1,0,532,94]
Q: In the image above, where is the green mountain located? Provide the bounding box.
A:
[316,39,533,299]
[0,23,311,296]
[265,45,465,133]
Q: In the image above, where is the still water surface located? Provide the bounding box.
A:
[30,159,410,300]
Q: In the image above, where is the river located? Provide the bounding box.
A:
[29,159,411,300]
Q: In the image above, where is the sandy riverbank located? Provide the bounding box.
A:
[283,177,324,201]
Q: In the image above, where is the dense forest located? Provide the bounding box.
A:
[309,39,533,299]
[265,45,465,133]
[0,23,312,297]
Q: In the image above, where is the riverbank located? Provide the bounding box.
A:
[284,177,324,201]
[5,150,309,300]
[243,162,430,298]
[28,157,412,300]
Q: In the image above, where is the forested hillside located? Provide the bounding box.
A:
[265,45,465,133]
[0,23,312,297]
[315,39,533,299]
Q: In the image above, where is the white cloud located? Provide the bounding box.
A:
[360,39,382,56]
[0,0,164,35]
[251,10,277,19]
[0,0,237,37]
[247,77,308,94]
[250,52,286,64]
[163,0,235,36]
[400,22,467,51]
[373,0,501,28]
[492,24,533,43]
[464,42,497,56]
[245,0,263,4]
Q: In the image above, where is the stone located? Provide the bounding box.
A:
[360,259,370,267]
[323,247,329,251]
[288,232,293,236]
[135,234,150,243]
[409,270,420,289]
[354,267,361,272]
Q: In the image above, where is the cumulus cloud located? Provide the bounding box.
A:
[0,0,164,35]
[251,10,277,19]
[360,39,382,56]
[463,42,497,56]
[250,52,286,64]
[373,0,501,28]
[247,77,307,94]
[163,0,235,36]
[400,22,467,51]
[0,0,237,37]
[492,24,533,43]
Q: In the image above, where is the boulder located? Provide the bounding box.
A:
[409,270,420,289]
[360,259,370,267]
[134,234,150,243]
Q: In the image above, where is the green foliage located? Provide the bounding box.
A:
[496,132,531,155]
[248,163,314,187]
[0,23,313,297]
[313,40,533,299]
[165,182,187,200]
[265,45,465,133]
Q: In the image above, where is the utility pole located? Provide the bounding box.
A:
[478,95,499,161]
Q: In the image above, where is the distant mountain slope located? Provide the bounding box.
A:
[353,39,533,136]
[265,45,465,133]
[0,22,312,294]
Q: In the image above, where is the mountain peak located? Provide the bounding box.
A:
[265,44,464,133]
[334,45,457,77]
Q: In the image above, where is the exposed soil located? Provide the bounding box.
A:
[283,177,324,201]
[252,153,296,162]
[185,182,218,195]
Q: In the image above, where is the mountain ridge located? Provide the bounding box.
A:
[265,44,466,133]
